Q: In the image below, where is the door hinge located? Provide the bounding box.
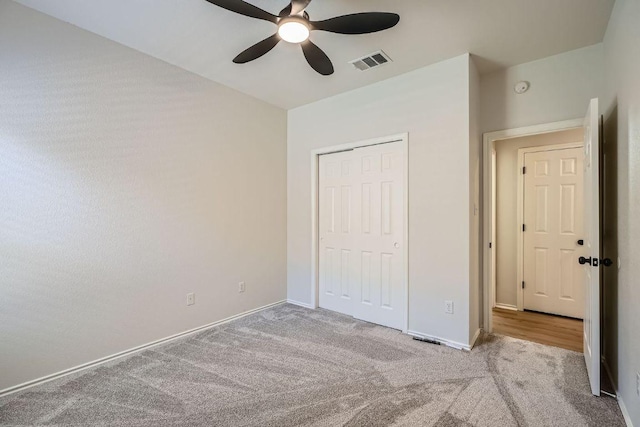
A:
[489,242,492,249]
[522,166,526,174]
[522,281,525,289]
[522,224,526,232]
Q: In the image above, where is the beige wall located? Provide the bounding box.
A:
[0,1,287,392]
[602,0,640,423]
[494,129,583,307]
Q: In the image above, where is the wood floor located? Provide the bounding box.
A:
[492,308,583,352]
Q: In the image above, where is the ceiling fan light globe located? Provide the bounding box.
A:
[278,21,310,43]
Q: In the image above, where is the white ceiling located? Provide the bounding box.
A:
[13,0,615,109]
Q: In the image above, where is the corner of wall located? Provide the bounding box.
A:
[468,55,482,342]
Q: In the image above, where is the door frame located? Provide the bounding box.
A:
[515,142,584,312]
[482,120,583,332]
[310,133,409,333]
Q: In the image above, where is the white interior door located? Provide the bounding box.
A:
[523,147,585,318]
[318,141,406,330]
[582,98,601,396]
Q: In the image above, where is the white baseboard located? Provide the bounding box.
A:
[495,303,518,311]
[286,299,314,309]
[407,330,474,351]
[0,300,286,398]
[602,357,634,427]
[618,395,634,427]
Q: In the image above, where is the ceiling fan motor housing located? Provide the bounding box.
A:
[278,15,311,43]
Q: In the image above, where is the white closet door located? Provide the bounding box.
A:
[319,150,357,317]
[318,141,405,330]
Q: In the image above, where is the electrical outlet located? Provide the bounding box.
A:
[187,293,195,306]
[445,300,454,314]
[238,282,246,293]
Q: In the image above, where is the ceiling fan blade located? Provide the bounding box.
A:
[205,0,278,24]
[301,40,334,75]
[290,0,312,15]
[310,12,400,34]
[279,3,292,17]
[233,34,281,64]
[279,0,311,17]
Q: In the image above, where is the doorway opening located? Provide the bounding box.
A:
[483,119,587,335]
[484,100,607,397]
[490,127,585,351]
[310,134,409,333]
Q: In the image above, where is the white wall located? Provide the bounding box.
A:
[494,129,583,307]
[481,44,604,133]
[0,1,287,392]
[287,54,476,347]
[602,0,640,423]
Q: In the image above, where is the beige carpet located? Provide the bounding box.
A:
[0,304,625,426]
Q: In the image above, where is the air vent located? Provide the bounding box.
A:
[349,50,392,71]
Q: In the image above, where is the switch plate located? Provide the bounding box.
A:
[445,300,454,314]
[239,282,246,293]
[187,293,195,306]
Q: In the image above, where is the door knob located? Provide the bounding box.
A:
[579,256,600,267]
[577,239,584,246]
[602,258,613,267]
[394,242,400,248]
[579,256,592,265]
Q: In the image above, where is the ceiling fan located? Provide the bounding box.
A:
[205,0,400,76]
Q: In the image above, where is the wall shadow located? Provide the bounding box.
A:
[601,102,619,391]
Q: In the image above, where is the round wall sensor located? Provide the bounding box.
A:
[514,81,530,94]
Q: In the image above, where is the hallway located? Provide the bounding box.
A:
[492,308,583,352]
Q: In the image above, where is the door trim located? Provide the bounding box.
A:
[516,143,584,312]
[482,120,583,333]
[310,133,409,333]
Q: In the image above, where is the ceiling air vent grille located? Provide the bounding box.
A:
[349,50,392,71]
